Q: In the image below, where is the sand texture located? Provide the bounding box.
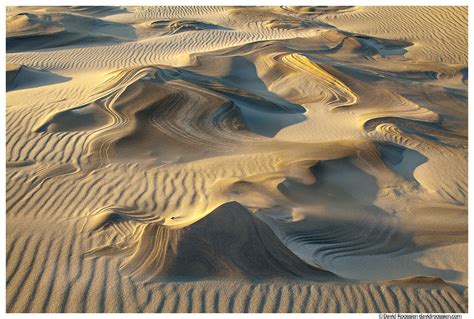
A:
[6,6,468,313]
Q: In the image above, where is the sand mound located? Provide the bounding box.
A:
[86,201,337,281]
[34,65,309,166]
[6,63,70,91]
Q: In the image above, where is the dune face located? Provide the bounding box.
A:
[6,6,467,313]
[98,201,338,281]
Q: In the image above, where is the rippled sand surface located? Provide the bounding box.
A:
[6,6,467,313]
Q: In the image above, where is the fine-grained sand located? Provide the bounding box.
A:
[6,6,468,313]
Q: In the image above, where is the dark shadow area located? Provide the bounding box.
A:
[354,35,411,57]
[376,143,427,182]
[7,31,130,53]
[6,66,71,91]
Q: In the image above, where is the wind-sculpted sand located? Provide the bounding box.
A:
[6,6,468,313]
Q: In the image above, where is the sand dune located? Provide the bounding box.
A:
[6,6,468,313]
[7,11,135,52]
[320,6,467,65]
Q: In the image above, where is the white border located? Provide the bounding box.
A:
[2,1,471,318]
